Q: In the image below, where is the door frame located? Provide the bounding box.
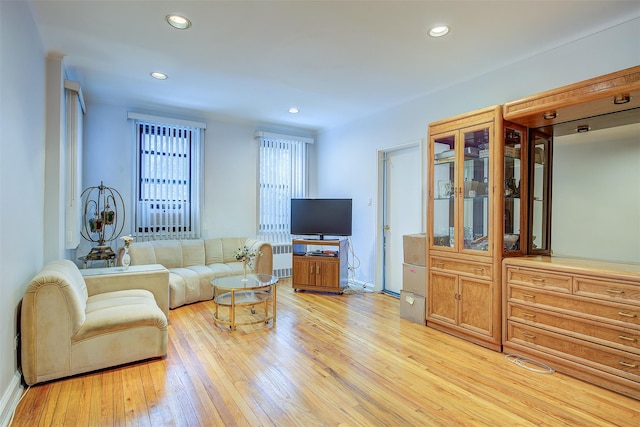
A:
[375,139,426,294]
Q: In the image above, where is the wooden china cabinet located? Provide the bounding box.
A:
[425,65,640,397]
[426,105,527,351]
[501,65,640,399]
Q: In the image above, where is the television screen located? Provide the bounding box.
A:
[291,198,352,239]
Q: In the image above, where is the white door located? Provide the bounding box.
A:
[381,143,423,295]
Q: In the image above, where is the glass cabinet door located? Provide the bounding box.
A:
[432,133,456,249]
[503,125,525,254]
[529,129,552,254]
[460,125,491,253]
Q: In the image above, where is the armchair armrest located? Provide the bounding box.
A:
[81,264,170,320]
[245,239,273,275]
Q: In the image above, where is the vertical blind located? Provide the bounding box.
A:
[131,115,205,241]
[257,134,310,244]
[64,80,85,249]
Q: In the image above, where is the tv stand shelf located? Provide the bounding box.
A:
[292,239,348,294]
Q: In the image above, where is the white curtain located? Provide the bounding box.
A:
[257,132,310,244]
[129,114,205,241]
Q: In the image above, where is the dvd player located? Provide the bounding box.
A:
[306,250,338,257]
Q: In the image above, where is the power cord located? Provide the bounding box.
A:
[346,236,360,278]
[343,237,375,293]
[504,354,555,374]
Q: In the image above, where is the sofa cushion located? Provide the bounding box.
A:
[168,268,202,308]
[206,263,234,276]
[127,242,157,265]
[181,239,205,267]
[204,239,224,265]
[184,265,216,301]
[222,238,248,263]
[76,289,167,342]
[153,240,183,269]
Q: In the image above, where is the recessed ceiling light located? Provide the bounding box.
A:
[288,107,300,114]
[150,72,168,80]
[428,25,450,38]
[166,14,191,30]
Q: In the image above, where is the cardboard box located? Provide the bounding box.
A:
[403,233,426,266]
[400,290,426,325]
[403,263,426,296]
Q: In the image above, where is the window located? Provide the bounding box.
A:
[257,132,312,243]
[129,113,205,240]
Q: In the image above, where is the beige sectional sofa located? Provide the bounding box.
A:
[21,259,168,385]
[127,237,273,309]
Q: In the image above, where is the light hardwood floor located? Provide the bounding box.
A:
[11,279,640,426]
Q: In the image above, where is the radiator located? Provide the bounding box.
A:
[272,243,292,278]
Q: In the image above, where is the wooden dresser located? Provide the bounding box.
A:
[502,256,640,399]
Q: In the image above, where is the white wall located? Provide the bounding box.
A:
[315,18,640,289]
[0,0,46,422]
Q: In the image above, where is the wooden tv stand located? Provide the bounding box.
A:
[292,239,348,293]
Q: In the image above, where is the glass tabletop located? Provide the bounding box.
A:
[211,274,278,290]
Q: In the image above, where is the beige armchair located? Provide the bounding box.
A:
[21,259,168,385]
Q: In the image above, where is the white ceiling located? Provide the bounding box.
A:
[27,0,640,132]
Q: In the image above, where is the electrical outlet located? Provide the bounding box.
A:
[14,334,19,350]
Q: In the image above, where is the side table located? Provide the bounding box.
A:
[211,274,278,331]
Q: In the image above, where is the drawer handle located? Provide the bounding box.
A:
[607,288,624,294]
[522,293,535,299]
[618,361,638,368]
[474,268,484,274]
[522,313,536,318]
[618,311,638,318]
[618,335,638,342]
[521,332,536,339]
[531,277,545,282]
[435,261,445,267]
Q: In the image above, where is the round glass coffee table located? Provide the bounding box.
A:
[211,274,278,330]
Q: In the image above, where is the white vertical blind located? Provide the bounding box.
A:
[132,117,204,241]
[64,80,84,249]
[257,133,310,244]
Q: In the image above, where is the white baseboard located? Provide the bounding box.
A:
[0,371,23,427]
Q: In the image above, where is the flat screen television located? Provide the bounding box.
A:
[291,198,352,240]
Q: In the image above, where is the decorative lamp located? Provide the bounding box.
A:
[80,182,125,262]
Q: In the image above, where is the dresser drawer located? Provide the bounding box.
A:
[507,322,640,382]
[574,276,640,305]
[505,267,571,293]
[508,303,640,353]
[430,256,492,280]
[508,285,640,327]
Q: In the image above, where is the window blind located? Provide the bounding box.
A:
[132,117,204,241]
[64,80,85,249]
[257,133,310,244]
